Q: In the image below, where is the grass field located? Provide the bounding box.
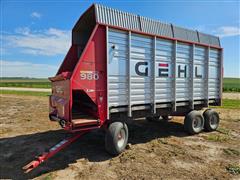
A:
[0,77,239,92]
[0,77,51,88]
[0,90,50,96]
[223,78,240,92]
[220,99,240,109]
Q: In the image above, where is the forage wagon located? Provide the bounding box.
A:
[23,4,223,172]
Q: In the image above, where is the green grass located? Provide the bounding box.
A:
[0,78,50,88]
[226,164,240,175]
[0,90,50,96]
[223,148,240,156]
[223,78,240,92]
[217,127,231,135]
[221,99,240,109]
[206,134,230,142]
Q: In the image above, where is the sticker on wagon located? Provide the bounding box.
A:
[80,71,99,80]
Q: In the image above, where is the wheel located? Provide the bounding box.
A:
[203,109,220,132]
[184,110,204,135]
[146,116,160,121]
[161,115,172,121]
[105,121,129,155]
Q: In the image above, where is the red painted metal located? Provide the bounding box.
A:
[159,63,169,67]
[71,25,107,125]
[49,24,107,132]
[57,45,78,75]
[49,80,70,121]
[22,131,88,173]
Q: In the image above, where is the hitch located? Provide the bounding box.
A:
[22,131,88,173]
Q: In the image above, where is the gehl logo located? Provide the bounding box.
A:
[135,62,202,78]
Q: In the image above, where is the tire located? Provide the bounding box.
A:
[105,122,129,156]
[184,111,204,135]
[203,109,220,132]
[146,116,160,121]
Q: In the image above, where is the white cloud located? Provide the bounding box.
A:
[2,27,71,56]
[31,12,42,19]
[0,60,58,78]
[215,26,240,38]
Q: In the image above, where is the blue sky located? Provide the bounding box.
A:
[1,0,239,78]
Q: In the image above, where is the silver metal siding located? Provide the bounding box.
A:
[208,48,221,99]
[176,42,191,101]
[107,28,221,112]
[130,33,153,105]
[198,32,220,47]
[173,26,198,42]
[139,16,173,38]
[94,4,221,47]
[194,46,206,100]
[155,38,174,103]
[108,29,129,106]
[95,4,140,31]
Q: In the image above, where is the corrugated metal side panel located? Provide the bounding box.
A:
[155,38,174,103]
[108,29,129,106]
[139,16,173,38]
[130,33,153,105]
[194,46,206,100]
[176,42,191,101]
[95,4,221,47]
[198,32,220,47]
[107,28,221,110]
[208,48,221,98]
[173,26,198,42]
[95,4,140,31]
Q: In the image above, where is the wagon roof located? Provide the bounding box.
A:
[73,4,221,48]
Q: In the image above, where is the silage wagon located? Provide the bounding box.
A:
[23,4,223,172]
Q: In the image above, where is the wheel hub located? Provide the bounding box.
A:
[210,114,218,129]
[117,129,125,148]
[192,117,202,130]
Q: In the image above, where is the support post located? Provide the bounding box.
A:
[152,36,156,114]
[106,26,110,119]
[219,49,223,106]
[128,31,132,117]
[190,44,195,109]
[172,40,177,111]
[206,46,210,107]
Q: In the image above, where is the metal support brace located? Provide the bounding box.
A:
[172,40,177,111]
[219,49,223,106]
[206,46,210,107]
[190,44,195,109]
[152,36,156,114]
[128,31,132,117]
[106,26,110,119]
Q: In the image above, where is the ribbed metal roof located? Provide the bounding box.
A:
[94,4,220,47]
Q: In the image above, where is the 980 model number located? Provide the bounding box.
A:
[80,71,99,80]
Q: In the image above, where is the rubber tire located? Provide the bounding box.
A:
[184,111,204,135]
[105,122,128,156]
[146,116,160,121]
[203,109,220,132]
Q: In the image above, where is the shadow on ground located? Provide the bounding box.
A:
[0,118,187,179]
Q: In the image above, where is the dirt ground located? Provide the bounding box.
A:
[0,94,239,180]
[223,92,240,100]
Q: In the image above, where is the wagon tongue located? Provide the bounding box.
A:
[22,131,88,173]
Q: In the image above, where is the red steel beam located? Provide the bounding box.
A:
[22,131,88,173]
